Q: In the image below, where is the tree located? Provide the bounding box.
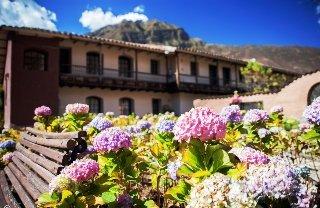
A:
[240,59,287,94]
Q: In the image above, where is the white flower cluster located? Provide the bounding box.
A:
[186,173,256,208]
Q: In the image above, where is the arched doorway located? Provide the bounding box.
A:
[308,83,320,104]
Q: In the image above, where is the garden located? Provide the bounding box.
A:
[0,97,320,208]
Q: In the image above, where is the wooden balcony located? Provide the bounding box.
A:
[59,65,173,92]
[59,65,248,94]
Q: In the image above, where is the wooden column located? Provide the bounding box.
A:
[165,55,169,83]
[135,49,138,81]
[176,53,180,87]
[235,63,238,88]
[195,55,198,84]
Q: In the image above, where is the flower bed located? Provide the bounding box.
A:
[2,99,320,208]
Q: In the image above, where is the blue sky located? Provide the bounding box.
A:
[1,0,320,47]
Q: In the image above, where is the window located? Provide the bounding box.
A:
[59,48,71,73]
[87,52,101,74]
[240,102,263,111]
[86,96,103,113]
[24,50,47,71]
[152,99,161,114]
[119,98,134,115]
[190,61,198,76]
[151,60,159,75]
[239,69,245,83]
[119,56,133,78]
[223,67,231,85]
[209,65,218,85]
[308,83,320,105]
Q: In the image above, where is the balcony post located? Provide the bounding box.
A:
[235,63,238,88]
[135,49,138,81]
[165,55,169,83]
[195,55,198,84]
[176,53,180,87]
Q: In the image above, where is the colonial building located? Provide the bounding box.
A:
[0,26,298,127]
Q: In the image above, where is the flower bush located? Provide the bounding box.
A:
[9,98,318,208]
[173,107,226,142]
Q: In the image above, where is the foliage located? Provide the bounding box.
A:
[241,59,288,93]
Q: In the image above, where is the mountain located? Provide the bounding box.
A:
[89,20,320,74]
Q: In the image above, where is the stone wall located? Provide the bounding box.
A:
[194,71,320,119]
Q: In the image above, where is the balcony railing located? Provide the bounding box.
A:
[60,65,248,93]
[65,65,169,83]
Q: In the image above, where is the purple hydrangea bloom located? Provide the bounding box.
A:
[156,120,176,133]
[136,120,151,130]
[61,159,99,182]
[229,147,269,165]
[167,158,182,180]
[88,115,112,131]
[303,97,320,125]
[0,140,16,149]
[117,194,133,208]
[243,109,269,124]
[34,105,52,116]
[93,127,132,152]
[220,105,242,123]
[257,128,270,138]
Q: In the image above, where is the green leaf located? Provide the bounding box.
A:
[208,149,233,173]
[37,192,60,205]
[101,191,117,204]
[164,180,191,203]
[182,140,205,170]
[144,199,159,208]
[60,190,75,205]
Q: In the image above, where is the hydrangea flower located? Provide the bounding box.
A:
[270,105,284,114]
[34,105,52,116]
[49,174,75,193]
[167,158,182,180]
[187,173,256,208]
[117,194,132,208]
[93,127,132,152]
[2,152,13,163]
[65,103,89,115]
[220,105,242,123]
[0,140,16,149]
[88,114,112,131]
[173,107,226,142]
[61,159,99,183]
[155,119,175,133]
[230,91,242,104]
[136,120,151,130]
[299,123,312,132]
[243,157,316,206]
[229,147,269,165]
[257,128,270,138]
[302,97,320,125]
[243,109,269,124]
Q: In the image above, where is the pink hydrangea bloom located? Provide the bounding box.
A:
[34,105,52,116]
[65,103,89,115]
[243,109,269,124]
[2,152,13,163]
[230,91,242,104]
[229,147,269,165]
[61,159,99,182]
[93,127,132,152]
[173,107,227,142]
[270,105,284,114]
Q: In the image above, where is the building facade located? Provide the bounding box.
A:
[0,26,298,127]
[194,71,320,119]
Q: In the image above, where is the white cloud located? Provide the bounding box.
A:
[133,5,145,13]
[0,0,57,31]
[79,7,148,32]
